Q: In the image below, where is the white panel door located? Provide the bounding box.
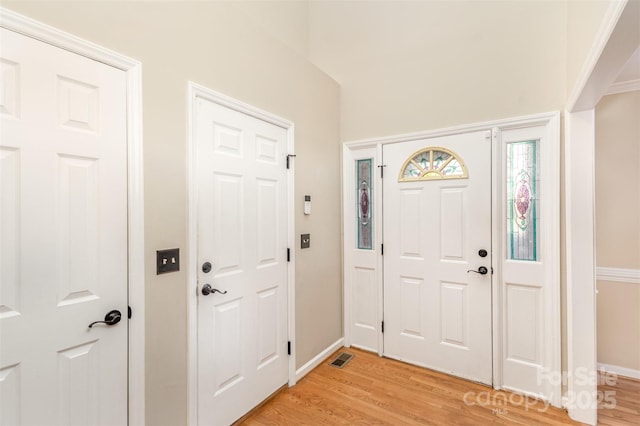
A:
[0,29,128,425]
[383,131,492,384]
[195,97,288,425]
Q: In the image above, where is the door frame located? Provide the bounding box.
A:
[186,82,296,425]
[342,111,560,402]
[564,1,638,424]
[0,8,146,425]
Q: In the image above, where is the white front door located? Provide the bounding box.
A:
[195,97,289,425]
[0,29,128,424]
[382,131,492,384]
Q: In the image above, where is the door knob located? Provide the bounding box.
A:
[467,266,489,275]
[201,284,227,296]
[88,309,122,328]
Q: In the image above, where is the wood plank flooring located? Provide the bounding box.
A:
[598,372,640,425]
[240,348,587,425]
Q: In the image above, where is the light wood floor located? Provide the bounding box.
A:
[598,371,640,426]
[240,348,588,425]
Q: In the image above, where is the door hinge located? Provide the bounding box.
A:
[286,154,296,169]
[128,306,132,319]
[287,341,292,356]
[491,267,494,275]
[381,321,384,333]
[287,248,291,262]
[378,164,386,178]
[381,243,384,256]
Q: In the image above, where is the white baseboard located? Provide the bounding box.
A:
[295,337,344,382]
[598,362,640,380]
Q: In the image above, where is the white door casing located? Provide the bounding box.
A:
[192,90,291,425]
[382,131,493,384]
[0,27,130,425]
[564,1,636,423]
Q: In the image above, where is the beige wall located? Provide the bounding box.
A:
[308,0,568,141]
[2,1,341,424]
[566,0,613,98]
[595,91,640,372]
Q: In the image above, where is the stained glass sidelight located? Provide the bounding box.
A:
[399,147,468,181]
[357,159,373,250]
[507,140,539,261]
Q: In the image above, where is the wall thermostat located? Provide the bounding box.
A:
[304,195,311,215]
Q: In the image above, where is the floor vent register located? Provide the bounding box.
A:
[329,352,354,369]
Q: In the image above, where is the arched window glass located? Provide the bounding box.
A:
[398,147,468,181]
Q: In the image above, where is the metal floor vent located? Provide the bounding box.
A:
[329,352,354,369]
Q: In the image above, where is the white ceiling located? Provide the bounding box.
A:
[305,0,639,92]
[306,0,520,84]
[239,1,639,91]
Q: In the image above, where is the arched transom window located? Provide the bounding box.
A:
[398,147,468,181]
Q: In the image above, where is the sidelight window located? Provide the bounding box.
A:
[356,158,373,250]
[506,140,539,261]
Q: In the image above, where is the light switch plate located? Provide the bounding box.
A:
[157,248,180,274]
[301,234,310,249]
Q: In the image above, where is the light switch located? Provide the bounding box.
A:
[157,248,180,274]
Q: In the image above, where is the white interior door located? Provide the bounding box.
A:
[0,29,128,424]
[382,131,492,384]
[195,97,289,425]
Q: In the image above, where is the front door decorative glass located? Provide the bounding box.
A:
[507,140,539,261]
[398,147,468,181]
[357,158,373,249]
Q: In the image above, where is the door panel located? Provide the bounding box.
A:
[399,277,423,337]
[0,148,19,319]
[213,299,243,393]
[352,267,376,332]
[0,28,128,425]
[383,131,492,385]
[399,189,423,257]
[440,281,467,347]
[57,341,99,425]
[440,188,465,260]
[506,284,540,363]
[256,179,278,265]
[57,155,100,306]
[257,287,279,367]
[196,97,288,425]
[213,172,243,274]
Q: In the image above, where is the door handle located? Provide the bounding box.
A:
[467,266,488,275]
[201,284,227,296]
[88,309,122,328]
